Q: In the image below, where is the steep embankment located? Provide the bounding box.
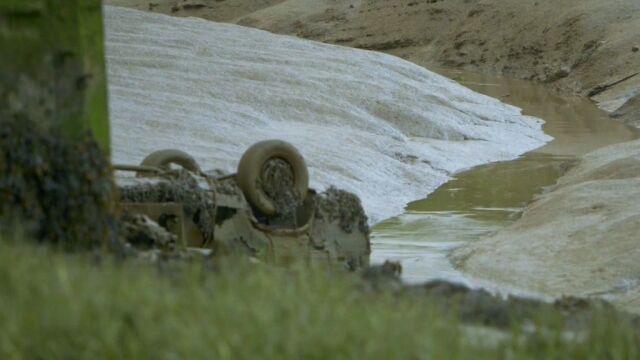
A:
[451,139,640,313]
[106,0,640,127]
[104,6,549,223]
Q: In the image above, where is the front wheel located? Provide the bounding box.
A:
[236,140,309,216]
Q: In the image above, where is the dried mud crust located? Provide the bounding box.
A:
[0,119,118,250]
[119,170,216,243]
[314,187,369,235]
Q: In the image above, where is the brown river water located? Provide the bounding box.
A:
[371,68,640,285]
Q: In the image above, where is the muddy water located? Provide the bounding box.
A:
[371,68,640,285]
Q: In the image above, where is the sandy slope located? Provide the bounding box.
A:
[451,139,640,313]
[106,0,640,127]
[104,6,549,224]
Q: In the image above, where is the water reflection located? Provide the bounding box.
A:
[372,67,640,284]
[406,153,570,219]
[444,68,638,157]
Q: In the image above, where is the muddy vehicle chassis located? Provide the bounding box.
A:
[115,140,370,270]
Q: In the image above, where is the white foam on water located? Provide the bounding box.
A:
[105,6,551,223]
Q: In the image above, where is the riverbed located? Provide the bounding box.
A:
[371,68,640,286]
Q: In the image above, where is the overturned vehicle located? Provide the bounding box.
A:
[115,140,370,270]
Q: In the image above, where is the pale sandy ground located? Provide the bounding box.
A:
[106,0,640,127]
[451,140,640,313]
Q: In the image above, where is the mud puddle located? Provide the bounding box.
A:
[372,68,640,285]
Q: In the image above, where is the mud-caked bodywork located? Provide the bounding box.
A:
[116,141,370,270]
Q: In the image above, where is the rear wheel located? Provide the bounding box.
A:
[236,140,309,216]
[137,149,201,177]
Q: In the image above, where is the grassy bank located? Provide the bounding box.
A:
[0,240,638,359]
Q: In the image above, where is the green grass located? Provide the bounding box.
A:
[0,239,638,359]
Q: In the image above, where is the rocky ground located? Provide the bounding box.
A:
[106,0,640,128]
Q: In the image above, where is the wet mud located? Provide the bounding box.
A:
[256,158,301,228]
[119,170,216,242]
[372,68,640,284]
[315,187,369,235]
[120,212,177,250]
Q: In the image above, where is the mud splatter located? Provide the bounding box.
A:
[255,158,301,227]
[120,212,176,250]
[315,187,369,235]
[119,170,215,242]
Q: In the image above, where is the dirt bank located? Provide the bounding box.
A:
[107,0,640,127]
[104,0,285,22]
[451,139,640,314]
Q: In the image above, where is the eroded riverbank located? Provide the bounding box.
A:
[372,69,639,289]
[452,138,640,313]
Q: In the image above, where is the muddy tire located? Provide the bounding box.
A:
[138,149,201,177]
[237,140,309,216]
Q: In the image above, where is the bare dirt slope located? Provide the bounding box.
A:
[106,0,640,127]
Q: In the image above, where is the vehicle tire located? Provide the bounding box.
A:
[236,140,309,216]
[137,149,201,177]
